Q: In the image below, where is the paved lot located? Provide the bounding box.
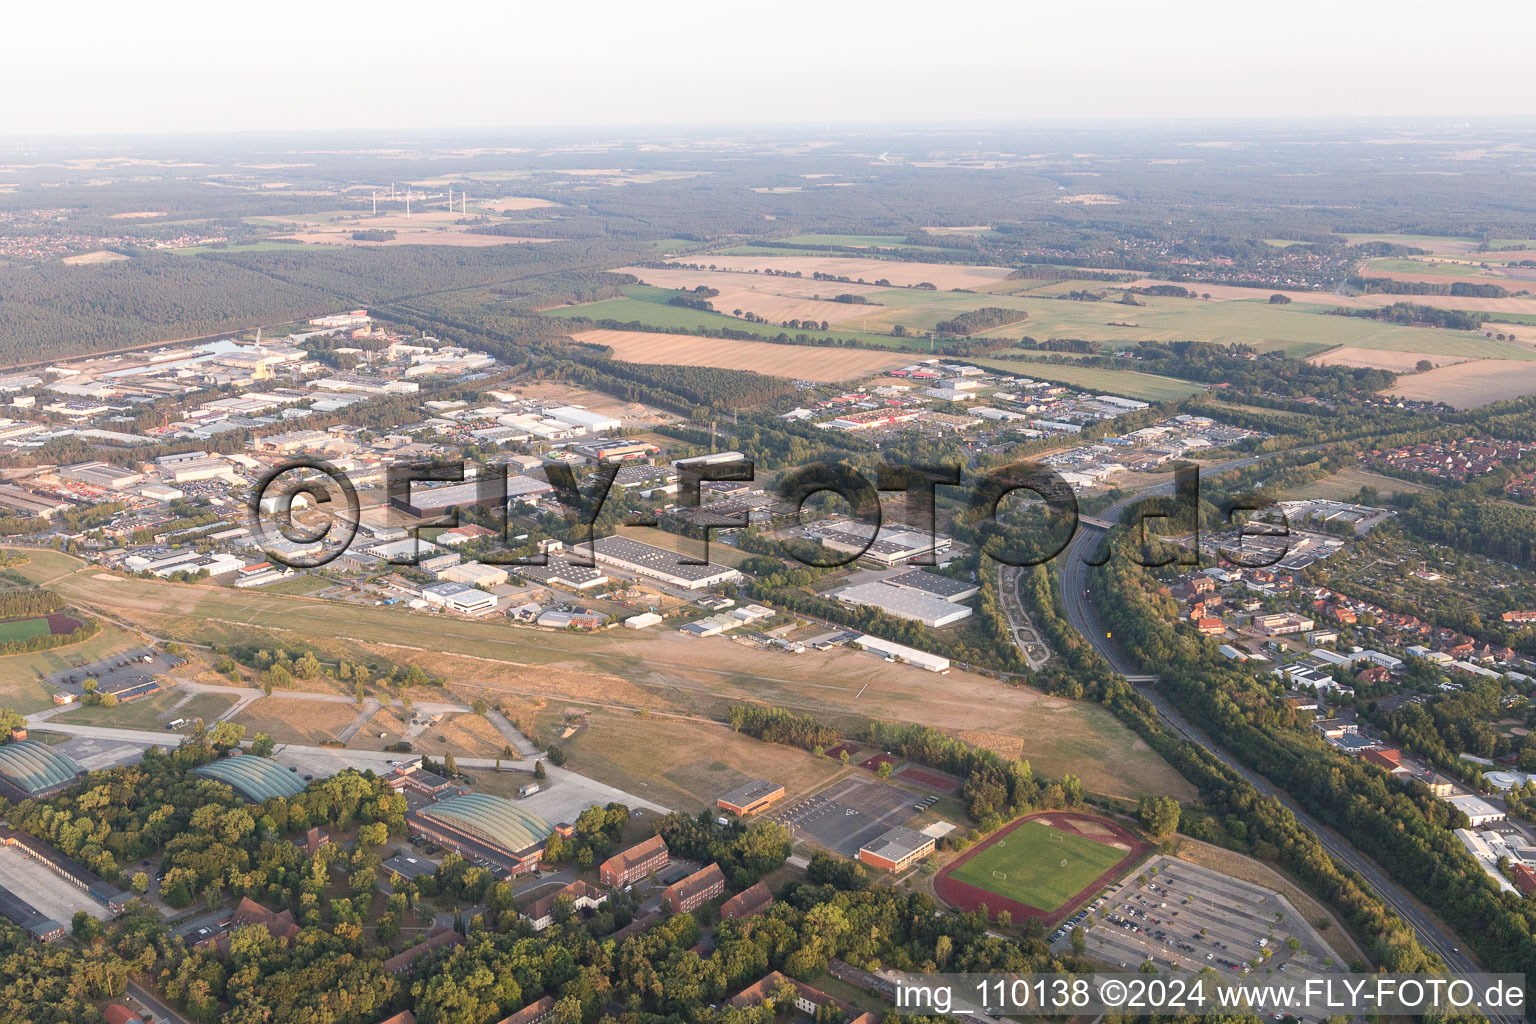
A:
[1054,857,1344,1022]
[46,646,186,698]
[774,776,919,857]
[53,734,155,771]
[0,847,109,922]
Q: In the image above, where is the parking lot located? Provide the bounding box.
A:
[0,847,110,923]
[46,646,187,699]
[773,776,921,857]
[1052,857,1344,1021]
[52,734,155,771]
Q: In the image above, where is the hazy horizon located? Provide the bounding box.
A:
[10,0,1535,136]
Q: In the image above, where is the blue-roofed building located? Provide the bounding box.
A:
[193,755,307,802]
[0,740,84,801]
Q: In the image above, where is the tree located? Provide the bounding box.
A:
[443,752,458,777]
[1071,925,1086,955]
[249,732,276,757]
[1415,359,1434,372]
[130,871,149,894]
[1268,293,1292,304]
[534,759,546,780]
[1138,795,1181,838]
[471,698,488,716]
[876,760,894,780]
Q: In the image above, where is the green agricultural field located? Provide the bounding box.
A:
[1339,233,1480,252]
[0,617,52,642]
[1364,258,1488,278]
[972,358,1203,402]
[170,239,323,255]
[777,234,912,247]
[948,821,1127,912]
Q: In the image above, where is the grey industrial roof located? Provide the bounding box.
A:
[194,756,307,802]
[859,825,935,862]
[884,570,978,600]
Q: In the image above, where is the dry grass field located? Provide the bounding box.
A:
[671,254,1015,290]
[233,698,362,745]
[569,328,907,381]
[61,250,130,265]
[1308,347,1471,371]
[1378,359,1536,407]
[1284,465,1430,500]
[548,709,850,812]
[38,565,1193,802]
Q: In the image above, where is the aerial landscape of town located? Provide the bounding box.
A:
[2,6,1536,1024]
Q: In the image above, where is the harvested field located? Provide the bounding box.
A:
[1308,347,1471,371]
[619,266,883,325]
[671,254,1013,290]
[482,197,557,212]
[568,328,906,381]
[61,250,130,265]
[1378,359,1536,408]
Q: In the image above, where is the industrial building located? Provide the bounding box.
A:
[883,570,978,602]
[717,779,785,816]
[857,826,936,872]
[0,883,64,942]
[830,581,973,628]
[58,461,145,490]
[516,558,609,590]
[409,793,553,876]
[591,535,741,590]
[850,635,950,673]
[193,755,308,803]
[420,581,498,616]
[815,523,952,567]
[0,740,85,801]
[389,475,553,519]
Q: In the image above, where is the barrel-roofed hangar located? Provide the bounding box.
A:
[0,740,84,801]
[418,792,553,854]
[194,756,307,802]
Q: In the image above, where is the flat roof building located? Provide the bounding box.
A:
[831,582,973,628]
[717,779,785,816]
[858,826,936,872]
[591,535,741,590]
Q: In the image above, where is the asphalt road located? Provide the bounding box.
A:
[1055,454,1508,1009]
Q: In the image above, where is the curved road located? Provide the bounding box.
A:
[1056,454,1502,999]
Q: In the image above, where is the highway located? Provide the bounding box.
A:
[1055,455,1507,1005]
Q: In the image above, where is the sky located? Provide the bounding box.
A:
[8,0,1535,136]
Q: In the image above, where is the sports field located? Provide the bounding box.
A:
[936,811,1146,922]
[948,820,1125,911]
[0,616,53,642]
